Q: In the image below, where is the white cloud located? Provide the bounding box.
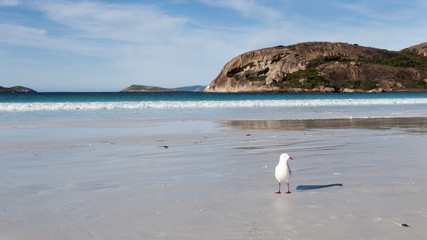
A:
[0,24,46,43]
[1,1,200,58]
[337,1,417,24]
[199,0,281,21]
[0,23,118,56]
[30,0,189,44]
[18,0,255,59]
[0,0,21,7]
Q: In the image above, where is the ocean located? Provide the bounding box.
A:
[1,92,427,125]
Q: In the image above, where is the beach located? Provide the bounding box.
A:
[1,117,426,239]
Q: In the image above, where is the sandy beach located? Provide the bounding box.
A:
[1,118,426,239]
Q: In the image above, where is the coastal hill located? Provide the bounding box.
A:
[204,42,427,93]
[0,86,37,93]
[120,85,180,92]
[121,85,205,92]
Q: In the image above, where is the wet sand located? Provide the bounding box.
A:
[1,118,426,239]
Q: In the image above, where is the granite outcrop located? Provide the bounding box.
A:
[204,42,427,93]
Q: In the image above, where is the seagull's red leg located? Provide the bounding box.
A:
[286,182,291,194]
[275,182,281,194]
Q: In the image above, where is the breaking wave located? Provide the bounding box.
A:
[2,98,427,112]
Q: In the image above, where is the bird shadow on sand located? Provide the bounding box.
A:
[296,184,343,191]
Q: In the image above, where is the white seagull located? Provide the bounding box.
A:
[275,153,293,194]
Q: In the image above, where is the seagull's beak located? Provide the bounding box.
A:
[289,157,293,160]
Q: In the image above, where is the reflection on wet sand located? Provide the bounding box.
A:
[224,117,427,131]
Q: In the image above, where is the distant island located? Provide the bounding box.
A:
[0,86,37,93]
[121,85,179,92]
[204,41,427,93]
[121,84,205,92]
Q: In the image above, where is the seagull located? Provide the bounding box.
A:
[275,153,293,194]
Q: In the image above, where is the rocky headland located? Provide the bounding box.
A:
[0,86,37,93]
[204,42,427,93]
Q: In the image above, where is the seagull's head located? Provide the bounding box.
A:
[280,153,293,162]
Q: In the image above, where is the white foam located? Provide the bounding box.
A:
[1,98,427,112]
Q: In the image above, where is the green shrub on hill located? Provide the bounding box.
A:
[247,75,267,82]
[336,79,378,90]
[282,69,333,89]
[306,55,351,69]
[363,50,427,70]
[410,79,427,89]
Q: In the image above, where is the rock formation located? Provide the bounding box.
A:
[406,42,427,57]
[204,42,427,93]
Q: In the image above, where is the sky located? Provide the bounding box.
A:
[1,0,426,92]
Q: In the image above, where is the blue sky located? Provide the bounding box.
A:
[1,0,426,91]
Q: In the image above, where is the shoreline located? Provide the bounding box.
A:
[2,116,427,130]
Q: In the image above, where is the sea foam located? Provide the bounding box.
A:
[1,98,427,112]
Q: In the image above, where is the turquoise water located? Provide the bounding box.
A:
[1,92,427,124]
[1,92,427,103]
